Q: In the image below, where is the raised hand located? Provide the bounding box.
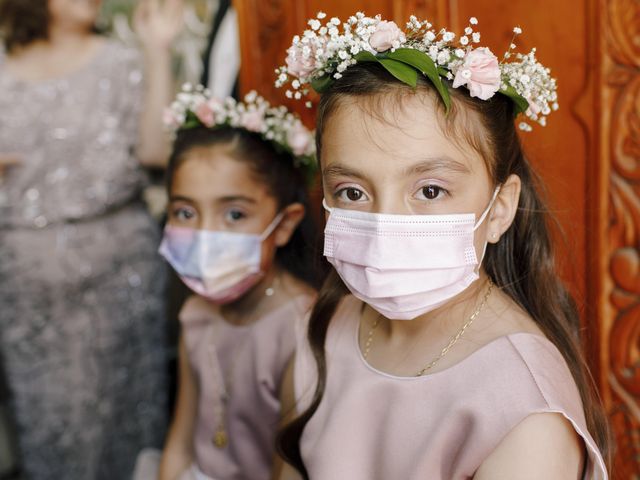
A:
[134,0,185,52]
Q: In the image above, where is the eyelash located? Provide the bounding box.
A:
[171,206,196,221]
[334,186,369,203]
[415,184,450,201]
[224,208,247,223]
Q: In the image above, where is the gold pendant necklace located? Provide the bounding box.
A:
[210,275,280,448]
[363,280,494,376]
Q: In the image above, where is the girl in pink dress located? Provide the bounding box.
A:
[157,87,318,480]
[275,12,610,480]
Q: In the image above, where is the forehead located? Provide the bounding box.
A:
[321,92,486,177]
[171,147,271,200]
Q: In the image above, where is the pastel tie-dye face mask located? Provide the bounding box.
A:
[159,213,283,304]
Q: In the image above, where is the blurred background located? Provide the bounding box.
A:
[0,0,638,478]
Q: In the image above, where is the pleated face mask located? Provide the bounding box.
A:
[323,188,499,320]
[159,213,283,304]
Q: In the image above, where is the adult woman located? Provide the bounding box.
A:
[0,0,183,477]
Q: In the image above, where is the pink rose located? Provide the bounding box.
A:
[194,101,215,127]
[287,123,313,156]
[452,47,501,100]
[285,44,316,78]
[369,21,405,52]
[194,98,223,127]
[162,108,181,129]
[241,110,265,132]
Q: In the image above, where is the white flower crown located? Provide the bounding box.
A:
[163,84,317,175]
[275,13,558,131]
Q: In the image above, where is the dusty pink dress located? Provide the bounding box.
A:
[294,295,608,479]
[181,292,315,480]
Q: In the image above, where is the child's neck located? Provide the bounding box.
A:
[372,273,491,341]
[219,266,285,326]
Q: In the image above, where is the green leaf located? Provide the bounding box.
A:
[353,51,379,63]
[354,51,418,89]
[310,75,334,93]
[499,85,530,115]
[386,48,451,112]
[378,58,418,88]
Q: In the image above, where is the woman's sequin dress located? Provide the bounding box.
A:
[0,40,168,479]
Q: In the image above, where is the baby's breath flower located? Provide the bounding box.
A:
[274,12,557,132]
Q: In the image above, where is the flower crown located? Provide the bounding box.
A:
[163,85,317,177]
[275,13,558,131]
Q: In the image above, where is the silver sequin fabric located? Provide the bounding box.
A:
[0,40,168,479]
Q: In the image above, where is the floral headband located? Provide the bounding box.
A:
[275,13,558,131]
[163,84,317,177]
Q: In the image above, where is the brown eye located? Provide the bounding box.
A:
[422,185,442,200]
[346,188,363,201]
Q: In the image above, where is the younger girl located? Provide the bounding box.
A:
[158,87,318,480]
[276,13,609,479]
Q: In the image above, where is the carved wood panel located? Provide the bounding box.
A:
[600,0,640,475]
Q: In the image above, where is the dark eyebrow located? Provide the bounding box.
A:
[169,194,257,204]
[169,194,194,203]
[216,195,257,204]
[406,156,471,176]
[322,164,368,180]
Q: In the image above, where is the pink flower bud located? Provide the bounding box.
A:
[285,45,317,78]
[369,20,405,52]
[452,47,501,100]
[194,101,215,127]
[241,110,265,132]
[287,123,313,156]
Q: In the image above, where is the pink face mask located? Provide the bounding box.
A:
[159,213,283,304]
[322,188,499,320]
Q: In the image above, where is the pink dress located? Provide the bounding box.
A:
[294,295,608,479]
[181,293,315,479]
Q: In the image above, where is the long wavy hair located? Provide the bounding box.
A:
[166,126,323,289]
[276,62,611,476]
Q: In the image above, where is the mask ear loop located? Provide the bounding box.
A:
[473,186,502,269]
[473,186,501,232]
[322,198,333,213]
[259,211,286,241]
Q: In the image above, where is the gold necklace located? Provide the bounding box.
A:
[211,275,280,449]
[362,280,494,376]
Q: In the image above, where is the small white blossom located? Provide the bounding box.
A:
[443,31,455,42]
[275,12,557,133]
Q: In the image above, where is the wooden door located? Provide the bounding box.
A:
[235,0,640,476]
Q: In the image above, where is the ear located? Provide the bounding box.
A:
[486,174,521,244]
[273,203,306,247]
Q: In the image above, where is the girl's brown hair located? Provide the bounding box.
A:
[0,0,49,53]
[277,62,611,477]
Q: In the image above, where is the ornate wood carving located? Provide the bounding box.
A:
[602,0,640,475]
